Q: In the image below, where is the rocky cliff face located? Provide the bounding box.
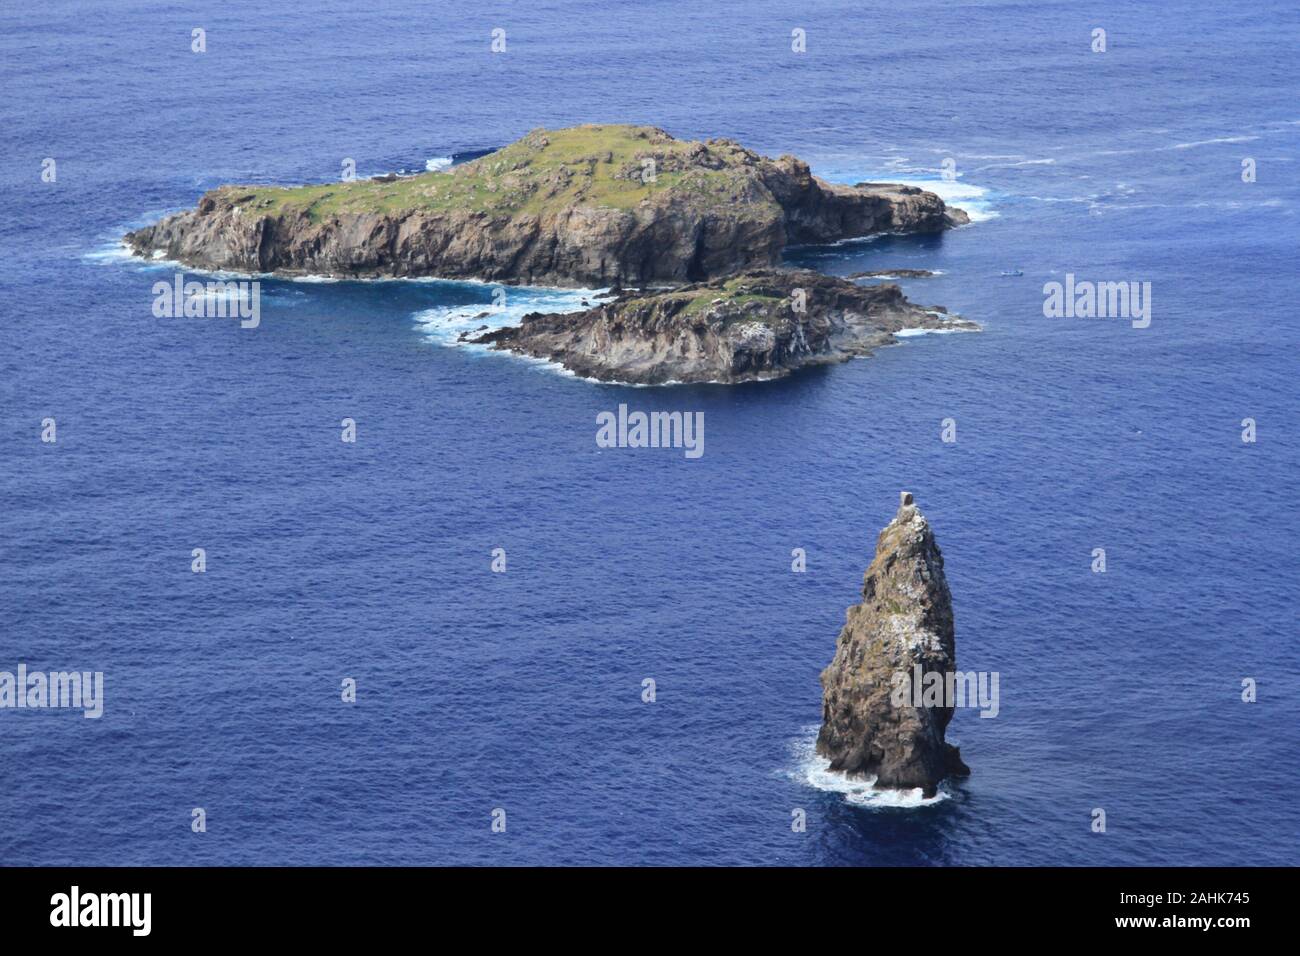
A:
[469,269,976,385]
[816,492,970,797]
[125,125,968,287]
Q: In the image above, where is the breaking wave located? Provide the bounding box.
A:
[411,285,602,348]
[815,161,998,223]
[894,325,976,338]
[789,727,952,809]
[887,177,998,222]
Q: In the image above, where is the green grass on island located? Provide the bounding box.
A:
[616,274,787,324]
[219,125,761,222]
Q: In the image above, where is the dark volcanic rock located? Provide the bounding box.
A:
[816,492,971,797]
[125,124,969,287]
[470,269,976,385]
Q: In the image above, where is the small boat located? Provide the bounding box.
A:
[999,269,1024,277]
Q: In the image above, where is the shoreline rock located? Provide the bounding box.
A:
[816,492,971,797]
[125,124,969,287]
[846,268,937,279]
[467,269,977,385]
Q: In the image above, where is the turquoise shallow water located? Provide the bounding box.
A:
[1,0,1297,865]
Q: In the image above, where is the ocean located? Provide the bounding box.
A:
[1,0,1297,865]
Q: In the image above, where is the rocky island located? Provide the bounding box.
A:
[125,124,968,287]
[816,492,971,797]
[469,269,975,385]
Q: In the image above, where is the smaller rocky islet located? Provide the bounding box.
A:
[469,268,975,385]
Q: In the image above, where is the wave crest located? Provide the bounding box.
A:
[789,727,951,808]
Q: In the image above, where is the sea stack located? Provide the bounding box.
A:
[816,492,970,797]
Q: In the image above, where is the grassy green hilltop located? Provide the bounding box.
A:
[226,124,750,222]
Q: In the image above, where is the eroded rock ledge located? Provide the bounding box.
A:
[468,269,975,385]
[816,492,971,797]
[125,124,968,287]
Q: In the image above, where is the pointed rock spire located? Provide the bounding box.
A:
[815,492,970,797]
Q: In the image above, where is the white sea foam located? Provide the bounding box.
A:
[412,285,602,348]
[887,177,998,222]
[895,325,975,338]
[1022,194,1096,205]
[969,158,1056,176]
[1168,135,1259,150]
[88,242,265,280]
[856,269,945,279]
[186,283,254,304]
[83,239,138,265]
[789,728,951,808]
[425,156,452,172]
[815,162,997,224]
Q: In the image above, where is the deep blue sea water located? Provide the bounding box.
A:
[2,0,1297,865]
